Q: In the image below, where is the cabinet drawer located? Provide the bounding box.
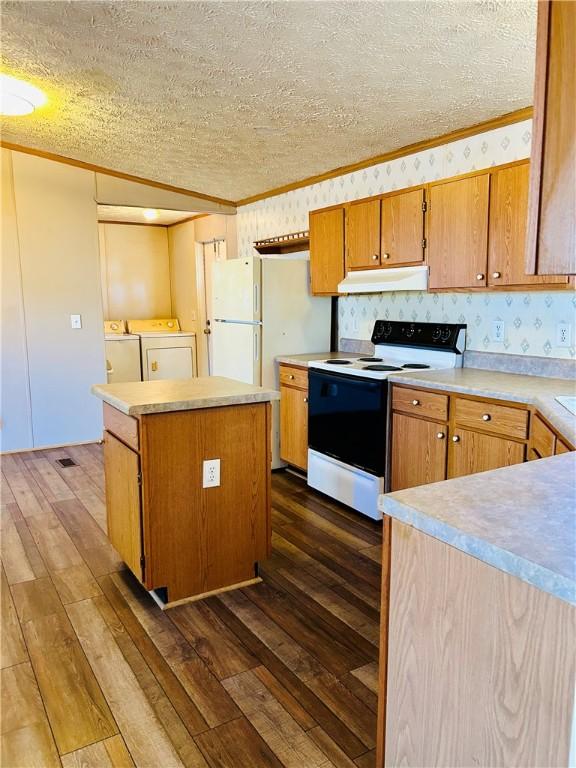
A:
[453,397,528,440]
[279,365,308,390]
[531,414,556,458]
[392,386,448,421]
[103,402,139,451]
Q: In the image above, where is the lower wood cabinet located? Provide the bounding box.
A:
[391,413,447,491]
[390,384,573,492]
[448,428,525,478]
[279,364,308,471]
[103,431,143,580]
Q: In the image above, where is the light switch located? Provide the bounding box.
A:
[70,314,82,329]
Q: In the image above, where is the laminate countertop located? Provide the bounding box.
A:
[276,352,351,366]
[379,452,576,605]
[92,377,279,416]
[388,367,576,445]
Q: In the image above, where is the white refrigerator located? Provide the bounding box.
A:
[211,256,331,468]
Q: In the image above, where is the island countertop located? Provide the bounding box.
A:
[92,377,280,416]
[379,452,576,605]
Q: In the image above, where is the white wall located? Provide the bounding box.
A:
[4,151,106,450]
[168,220,199,333]
[236,118,576,360]
[99,223,172,319]
[195,214,238,258]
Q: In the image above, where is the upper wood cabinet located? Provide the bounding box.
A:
[381,188,425,267]
[346,199,381,269]
[489,163,567,287]
[526,0,576,276]
[309,206,345,295]
[427,174,490,289]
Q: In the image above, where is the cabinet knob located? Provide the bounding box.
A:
[482,413,491,422]
[452,435,460,443]
[476,273,485,281]
[304,397,309,403]
[372,254,379,261]
[412,399,420,406]
[289,374,295,380]
[382,253,390,260]
[436,432,445,440]
[492,271,501,279]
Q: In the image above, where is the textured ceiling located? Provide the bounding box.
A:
[97,205,198,225]
[1,1,536,202]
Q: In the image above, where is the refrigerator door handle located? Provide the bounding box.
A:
[254,284,259,316]
[254,331,259,362]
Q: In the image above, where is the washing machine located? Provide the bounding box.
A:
[127,319,197,381]
[104,320,142,383]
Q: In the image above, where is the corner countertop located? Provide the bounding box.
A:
[388,367,576,445]
[379,453,576,605]
[91,377,280,416]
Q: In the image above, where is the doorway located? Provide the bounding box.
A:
[195,238,226,376]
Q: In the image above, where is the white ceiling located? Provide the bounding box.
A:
[97,205,198,226]
[1,1,536,202]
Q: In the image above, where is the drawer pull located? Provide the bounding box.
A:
[436,432,445,440]
[412,399,420,406]
[482,414,491,422]
[289,374,295,380]
[476,273,485,281]
[452,435,460,443]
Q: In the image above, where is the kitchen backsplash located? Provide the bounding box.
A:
[236,118,575,359]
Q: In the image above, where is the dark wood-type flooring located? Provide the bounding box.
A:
[1,444,382,768]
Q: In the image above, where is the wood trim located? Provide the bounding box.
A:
[236,107,533,206]
[0,140,236,208]
[526,0,551,274]
[376,515,391,768]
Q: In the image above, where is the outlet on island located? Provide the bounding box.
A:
[202,458,221,488]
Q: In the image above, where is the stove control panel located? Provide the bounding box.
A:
[371,321,466,351]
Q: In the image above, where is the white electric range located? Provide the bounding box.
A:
[306,320,466,520]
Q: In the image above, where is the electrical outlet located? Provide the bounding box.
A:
[556,322,572,348]
[202,459,220,488]
[492,320,505,344]
[70,314,82,329]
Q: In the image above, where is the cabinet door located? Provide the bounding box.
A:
[489,164,567,287]
[309,207,345,295]
[381,188,425,266]
[448,429,525,478]
[103,431,143,582]
[428,174,490,289]
[347,199,381,270]
[391,413,447,491]
[280,385,308,470]
[526,0,576,276]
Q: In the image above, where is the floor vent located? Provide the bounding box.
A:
[56,457,77,468]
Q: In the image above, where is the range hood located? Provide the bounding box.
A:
[338,265,428,294]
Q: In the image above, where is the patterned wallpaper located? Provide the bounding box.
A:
[237,119,576,359]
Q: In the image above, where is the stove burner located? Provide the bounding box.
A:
[362,364,403,371]
[402,363,431,369]
[357,357,383,362]
[325,359,351,365]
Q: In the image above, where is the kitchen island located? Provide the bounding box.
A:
[376,453,576,768]
[92,377,279,606]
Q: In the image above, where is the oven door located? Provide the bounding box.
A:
[308,369,388,476]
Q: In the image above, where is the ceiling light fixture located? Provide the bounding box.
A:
[143,209,159,221]
[0,74,47,116]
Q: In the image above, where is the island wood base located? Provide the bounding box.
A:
[102,401,272,603]
[380,520,575,768]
